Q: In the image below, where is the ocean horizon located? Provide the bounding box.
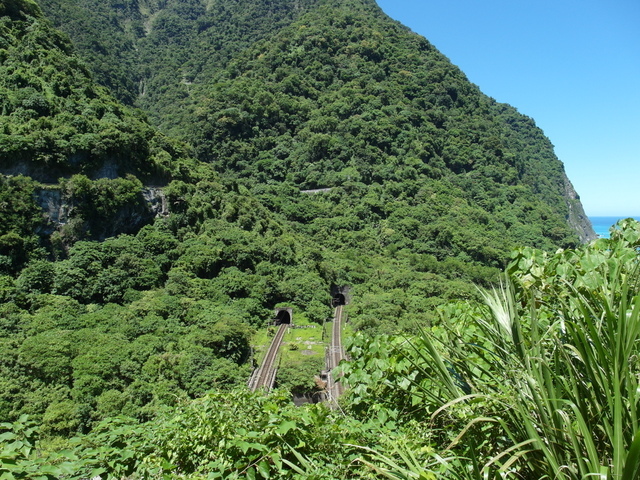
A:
[589,216,640,239]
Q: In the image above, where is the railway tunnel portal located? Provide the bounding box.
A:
[331,285,350,307]
[274,307,293,325]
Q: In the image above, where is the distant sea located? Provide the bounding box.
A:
[589,216,640,239]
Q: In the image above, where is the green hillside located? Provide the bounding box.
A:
[191,0,590,253]
[38,0,322,133]
[0,0,334,428]
[37,0,593,246]
[1,0,627,478]
[0,0,199,184]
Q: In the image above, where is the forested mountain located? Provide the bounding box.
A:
[38,0,322,133]
[38,0,594,242]
[0,0,199,184]
[1,0,620,478]
[1,0,336,434]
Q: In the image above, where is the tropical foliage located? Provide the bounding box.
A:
[0,0,613,478]
[2,220,637,480]
[340,219,640,479]
[38,0,323,132]
[0,0,195,182]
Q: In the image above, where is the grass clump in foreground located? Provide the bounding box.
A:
[344,218,640,479]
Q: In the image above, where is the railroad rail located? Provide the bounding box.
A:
[248,323,287,392]
[326,305,347,402]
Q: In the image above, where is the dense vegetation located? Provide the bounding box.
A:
[0,173,345,432]
[0,0,180,182]
[0,0,616,477]
[3,219,638,479]
[38,0,323,133]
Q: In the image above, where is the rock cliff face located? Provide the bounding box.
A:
[34,188,70,235]
[1,159,125,184]
[563,174,597,243]
[35,187,167,240]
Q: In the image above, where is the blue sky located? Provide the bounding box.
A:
[376,0,640,216]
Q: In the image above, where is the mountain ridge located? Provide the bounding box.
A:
[186,0,595,245]
[2,0,596,254]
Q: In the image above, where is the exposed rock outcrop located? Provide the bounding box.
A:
[563,173,597,243]
[34,186,168,240]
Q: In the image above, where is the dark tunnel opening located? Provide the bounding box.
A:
[275,310,291,325]
[333,294,346,306]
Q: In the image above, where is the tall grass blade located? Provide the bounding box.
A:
[621,429,640,480]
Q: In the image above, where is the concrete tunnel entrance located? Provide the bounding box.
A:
[274,307,293,325]
[331,285,350,307]
[333,294,346,306]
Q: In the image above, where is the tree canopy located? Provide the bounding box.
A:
[0,1,607,477]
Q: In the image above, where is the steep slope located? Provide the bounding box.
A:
[0,0,194,183]
[0,0,214,278]
[190,0,593,252]
[1,0,596,280]
[0,0,339,428]
[1,0,595,281]
[36,0,595,244]
[38,0,322,133]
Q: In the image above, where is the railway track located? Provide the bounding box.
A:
[249,303,347,401]
[327,305,346,401]
[330,305,344,369]
[248,323,287,391]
